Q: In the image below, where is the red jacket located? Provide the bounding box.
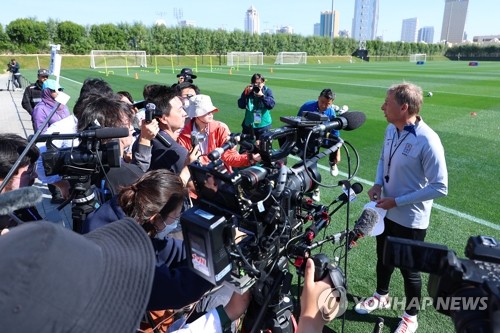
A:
[178,119,251,173]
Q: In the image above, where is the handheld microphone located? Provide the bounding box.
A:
[0,187,43,216]
[312,111,366,132]
[331,182,364,204]
[348,208,379,249]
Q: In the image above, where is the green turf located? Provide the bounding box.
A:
[25,61,500,332]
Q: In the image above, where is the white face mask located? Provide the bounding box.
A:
[154,218,179,239]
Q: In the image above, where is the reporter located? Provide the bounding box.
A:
[83,169,213,310]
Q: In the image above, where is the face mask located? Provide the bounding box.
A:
[154,218,179,239]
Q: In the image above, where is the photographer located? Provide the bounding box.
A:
[178,94,260,174]
[355,83,448,333]
[237,73,275,142]
[0,134,42,232]
[6,58,22,91]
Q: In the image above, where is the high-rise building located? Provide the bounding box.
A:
[401,18,418,42]
[351,0,379,42]
[418,26,435,43]
[244,5,260,35]
[314,23,321,36]
[440,0,469,43]
[319,11,339,38]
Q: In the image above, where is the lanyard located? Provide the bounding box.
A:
[385,131,410,183]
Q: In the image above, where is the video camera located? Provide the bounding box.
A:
[181,110,366,331]
[35,126,129,178]
[384,236,500,333]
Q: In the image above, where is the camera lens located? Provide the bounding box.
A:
[252,85,260,93]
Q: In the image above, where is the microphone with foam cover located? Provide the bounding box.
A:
[0,187,43,216]
[348,208,379,249]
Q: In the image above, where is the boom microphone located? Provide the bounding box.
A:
[312,111,366,132]
[34,127,130,142]
[348,208,379,249]
[0,187,43,216]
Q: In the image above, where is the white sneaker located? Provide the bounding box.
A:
[354,293,390,315]
[311,189,321,202]
[330,164,339,177]
[394,314,418,333]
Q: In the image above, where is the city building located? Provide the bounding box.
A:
[473,35,500,43]
[276,26,294,34]
[418,26,435,44]
[314,23,321,36]
[319,11,339,38]
[179,20,196,28]
[440,0,469,43]
[401,18,418,43]
[351,0,379,42]
[244,5,260,35]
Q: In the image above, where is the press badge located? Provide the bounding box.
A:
[254,111,262,124]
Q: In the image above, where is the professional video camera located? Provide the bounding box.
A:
[181,110,367,331]
[34,125,129,232]
[384,235,500,333]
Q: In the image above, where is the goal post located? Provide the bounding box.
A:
[90,50,147,69]
[274,52,307,65]
[227,52,263,66]
[409,53,427,63]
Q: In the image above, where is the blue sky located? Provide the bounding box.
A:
[0,0,496,43]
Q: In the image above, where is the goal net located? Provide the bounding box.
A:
[274,52,307,65]
[409,53,427,63]
[90,50,147,69]
[227,52,263,66]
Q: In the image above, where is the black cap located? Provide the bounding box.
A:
[176,67,197,79]
[0,218,155,332]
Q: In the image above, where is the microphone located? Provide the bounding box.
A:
[331,182,364,205]
[0,187,43,216]
[34,127,130,142]
[207,141,236,161]
[348,208,379,249]
[312,111,366,132]
[372,317,384,333]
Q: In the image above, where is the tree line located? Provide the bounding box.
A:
[1,18,498,59]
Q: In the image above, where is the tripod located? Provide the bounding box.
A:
[241,256,296,333]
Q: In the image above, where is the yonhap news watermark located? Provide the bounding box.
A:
[350,295,489,312]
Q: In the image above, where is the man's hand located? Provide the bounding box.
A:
[367,184,382,202]
[138,119,159,145]
[224,291,251,322]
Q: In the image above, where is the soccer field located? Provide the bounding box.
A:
[44,60,500,332]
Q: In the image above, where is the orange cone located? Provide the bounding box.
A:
[134,73,139,80]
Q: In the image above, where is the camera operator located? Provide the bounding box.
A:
[82,169,214,312]
[6,58,22,91]
[237,73,275,142]
[355,83,448,333]
[167,258,338,333]
[0,134,42,232]
[178,94,261,174]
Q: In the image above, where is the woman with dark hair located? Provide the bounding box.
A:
[82,169,213,310]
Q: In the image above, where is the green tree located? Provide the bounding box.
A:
[6,18,49,52]
[57,21,86,52]
[89,23,127,49]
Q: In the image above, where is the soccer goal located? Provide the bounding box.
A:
[90,50,147,69]
[409,53,427,63]
[227,52,264,66]
[274,52,307,65]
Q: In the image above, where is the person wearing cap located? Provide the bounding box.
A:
[178,94,261,173]
[32,79,70,134]
[21,68,50,120]
[0,217,156,333]
[173,67,197,87]
[237,73,275,142]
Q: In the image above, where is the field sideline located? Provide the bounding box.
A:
[35,59,499,332]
